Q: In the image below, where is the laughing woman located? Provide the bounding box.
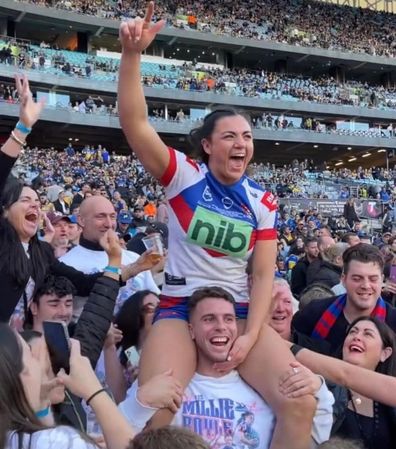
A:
[117,3,316,448]
[0,76,116,327]
[283,317,396,449]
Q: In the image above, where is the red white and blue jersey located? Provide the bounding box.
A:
[160,148,277,302]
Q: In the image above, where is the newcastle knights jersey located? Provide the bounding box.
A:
[160,148,277,302]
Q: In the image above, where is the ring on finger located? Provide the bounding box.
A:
[292,367,299,375]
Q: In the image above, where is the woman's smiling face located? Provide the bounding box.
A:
[5,186,41,242]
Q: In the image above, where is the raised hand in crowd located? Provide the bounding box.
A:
[58,339,134,449]
[104,323,123,350]
[99,229,122,271]
[119,1,165,54]
[41,212,55,244]
[2,74,45,159]
[15,74,45,129]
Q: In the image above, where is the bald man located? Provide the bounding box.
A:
[60,196,159,318]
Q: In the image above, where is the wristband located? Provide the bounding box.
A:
[35,406,50,418]
[10,130,26,147]
[104,265,121,275]
[15,121,32,135]
[290,344,304,357]
[86,388,107,406]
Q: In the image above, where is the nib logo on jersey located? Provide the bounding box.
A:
[186,206,252,258]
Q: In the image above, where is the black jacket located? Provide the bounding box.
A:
[292,295,396,355]
[306,259,342,289]
[57,275,120,431]
[53,199,70,215]
[290,256,310,297]
[330,383,396,447]
[0,150,101,322]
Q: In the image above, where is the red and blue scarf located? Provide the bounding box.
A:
[312,294,387,340]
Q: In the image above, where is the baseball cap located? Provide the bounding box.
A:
[118,211,132,224]
[146,222,169,248]
[133,205,144,212]
[47,211,72,225]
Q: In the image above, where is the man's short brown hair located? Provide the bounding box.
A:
[188,287,235,319]
[129,426,209,449]
[342,243,384,275]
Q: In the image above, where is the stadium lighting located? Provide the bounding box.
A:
[335,162,343,166]
[378,149,387,153]
[313,144,318,148]
[347,147,352,150]
[275,142,280,146]
[348,157,357,162]
[362,153,371,158]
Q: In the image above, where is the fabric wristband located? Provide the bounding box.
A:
[104,265,121,275]
[15,121,32,135]
[290,344,304,357]
[86,388,107,406]
[35,406,50,418]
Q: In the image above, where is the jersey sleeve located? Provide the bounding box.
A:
[256,191,278,241]
[160,147,204,198]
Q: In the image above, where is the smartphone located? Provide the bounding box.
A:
[124,345,140,366]
[390,265,396,284]
[43,321,71,374]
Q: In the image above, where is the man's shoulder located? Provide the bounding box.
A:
[293,296,338,333]
[59,244,84,263]
[385,303,396,330]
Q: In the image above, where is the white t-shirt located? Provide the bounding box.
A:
[119,371,334,448]
[60,244,159,312]
[6,426,96,449]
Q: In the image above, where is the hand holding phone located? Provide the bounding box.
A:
[124,346,140,366]
[390,265,396,284]
[43,321,71,374]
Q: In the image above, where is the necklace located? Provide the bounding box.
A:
[348,390,378,448]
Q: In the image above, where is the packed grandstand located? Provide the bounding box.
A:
[1,1,396,449]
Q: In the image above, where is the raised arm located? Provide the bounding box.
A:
[118,2,169,179]
[282,345,396,407]
[0,75,44,188]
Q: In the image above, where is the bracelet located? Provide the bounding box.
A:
[15,121,32,134]
[104,265,121,275]
[86,388,107,406]
[290,344,304,357]
[10,130,26,147]
[35,406,50,418]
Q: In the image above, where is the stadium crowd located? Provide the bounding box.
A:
[20,0,396,58]
[1,37,396,112]
[2,2,396,449]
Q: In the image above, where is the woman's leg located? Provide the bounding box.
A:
[138,318,196,428]
[238,321,316,449]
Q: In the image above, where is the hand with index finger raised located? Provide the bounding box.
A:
[119,1,165,53]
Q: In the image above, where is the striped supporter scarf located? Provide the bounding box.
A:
[312,294,387,340]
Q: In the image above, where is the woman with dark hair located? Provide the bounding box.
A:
[115,290,159,358]
[104,290,159,403]
[283,317,396,448]
[0,323,134,449]
[117,4,315,448]
[0,75,133,328]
